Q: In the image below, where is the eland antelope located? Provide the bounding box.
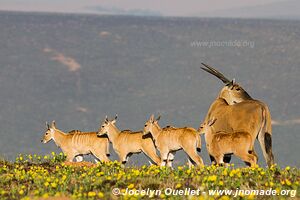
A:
[201,63,274,166]
[97,115,161,166]
[199,118,257,167]
[143,115,203,167]
[41,121,110,162]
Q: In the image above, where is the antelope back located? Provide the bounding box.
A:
[205,98,265,136]
[70,131,101,148]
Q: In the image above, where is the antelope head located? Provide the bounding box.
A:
[41,121,56,143]
[97,115,117,137]
[201,63,252,105]
[143,114,161,135]
[198,118,217,135]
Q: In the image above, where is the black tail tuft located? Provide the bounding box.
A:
[265,132,275,166]
[265,133,272,154]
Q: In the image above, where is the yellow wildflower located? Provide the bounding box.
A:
[98,192,104,198]
[285,166,290,171]
[62,175,67,181]
[248,194,255,200]
[88,191,96,197]
[208,175,217,182]
[19,190,24,195]
[265,182,269,187]
[42,193,49,198]
[219,196,230,200]
[285,179,292,186]
[51,182,57,188]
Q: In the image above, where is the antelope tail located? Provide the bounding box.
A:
[263,106,274,166]
[258,105,274,166]
[264,105,272,135]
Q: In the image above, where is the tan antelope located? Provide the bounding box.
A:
[199,118,257,167]
[201,63,274,166]
[143,115,203,167]
[97,115,161,166]
[41,121,110,162]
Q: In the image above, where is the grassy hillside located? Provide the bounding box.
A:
[0,154,299,200]
[0,11,299,166]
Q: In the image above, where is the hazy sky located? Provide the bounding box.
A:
[0,0,289,16]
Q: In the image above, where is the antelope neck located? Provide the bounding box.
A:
[150,123,162,141]
[52,128,67,147]
[106,125,121,143]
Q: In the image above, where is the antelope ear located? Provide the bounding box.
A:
[112,115,117,124]
[208,118,217,126]
[230,79,236,89]
[156,115,161,122]
[46,121,50,129]
[51,120,56,128]
[226,79,235,87]
[150,114,154,122]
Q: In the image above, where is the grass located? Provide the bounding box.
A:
[0,153,299,200]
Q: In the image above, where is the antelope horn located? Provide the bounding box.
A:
[105,115,109,122]
[201,63,231,84]
[114,114,118,120]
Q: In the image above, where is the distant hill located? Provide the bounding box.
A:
[202,0,300,20]
[85,6,162,16]
[0,11,299,166]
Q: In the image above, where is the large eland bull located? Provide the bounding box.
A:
[201,63,274,167]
